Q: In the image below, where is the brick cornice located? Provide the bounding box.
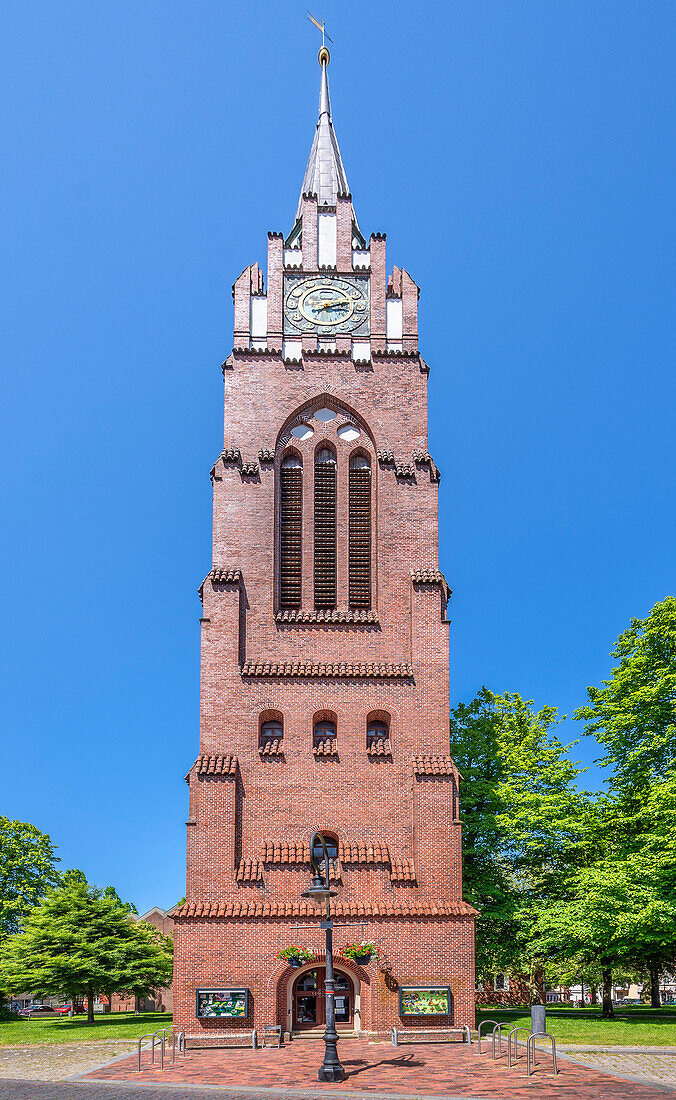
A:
[185,753,238,782]
[410,569,452,601]
[239,660,413,680]
[171,899,477,920]
[274,608,379,625]
[411,754,459,778]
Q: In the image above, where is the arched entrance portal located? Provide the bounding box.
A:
[292,967,354,1030]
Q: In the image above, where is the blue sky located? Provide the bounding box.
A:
[1,1,674,913]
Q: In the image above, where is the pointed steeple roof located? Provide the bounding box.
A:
[295,48,351,221]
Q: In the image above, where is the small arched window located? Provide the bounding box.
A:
[349,453,371,609]
[279,454,303,609]
[366,720,389,746]
[312,834,339,863]
[314,448,337,609]
[313,719,337,747]
[260,719,283,742]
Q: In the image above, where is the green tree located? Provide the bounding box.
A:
[576,596,676,795]
[0,874,172,1022]
[574,597,676,1005]
[0,818,60,939]
[449,688,587,997]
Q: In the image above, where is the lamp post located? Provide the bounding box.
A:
[301,831,345,1083]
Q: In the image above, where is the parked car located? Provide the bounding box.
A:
[18,1004,58,1018]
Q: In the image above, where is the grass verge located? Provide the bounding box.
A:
[0,1011,173,1046]
[476,1004,676,1046]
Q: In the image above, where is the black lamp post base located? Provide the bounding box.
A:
[318,1065,345,1082]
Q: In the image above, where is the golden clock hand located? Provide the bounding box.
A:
[316,300,347,311]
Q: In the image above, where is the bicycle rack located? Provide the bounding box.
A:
[507,1026,532,1067]
[137,1027,186,1071]
[527,1032,558,1076]
[491,1022,513,1059]
[476,1019,499,1054]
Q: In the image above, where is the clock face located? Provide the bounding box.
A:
[283,275,370,336]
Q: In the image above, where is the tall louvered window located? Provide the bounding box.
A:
[349,454,372,608]
[314,448,337,609]
[279,454,303,609]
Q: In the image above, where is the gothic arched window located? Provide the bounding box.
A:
[349,453,371,609]
[314,447,337,609]
[279,453,303,609]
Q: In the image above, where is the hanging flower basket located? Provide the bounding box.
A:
[277,946,314,968]
[342,941,379,965]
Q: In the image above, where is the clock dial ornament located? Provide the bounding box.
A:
[283,275,370,336]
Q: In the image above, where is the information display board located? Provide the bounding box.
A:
[195,989,249,1019]
[398,986,452,1017]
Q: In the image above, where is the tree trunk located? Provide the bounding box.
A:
[649,960,662,1008]
[601,966,614,1018]
[134,994,139,1016]
[103,990,111,1014]
[580,976,585,1005]
[590,985,598,1005]
[87,985,95,1024]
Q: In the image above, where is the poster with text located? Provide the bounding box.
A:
[196,989,248,1018]
[399,987,451,1016]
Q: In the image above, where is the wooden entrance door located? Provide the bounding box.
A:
[292,968,353,1030]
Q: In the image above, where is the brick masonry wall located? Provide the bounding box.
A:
[175,198,476,1037]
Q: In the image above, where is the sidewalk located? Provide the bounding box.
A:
[79,1037,676,1098]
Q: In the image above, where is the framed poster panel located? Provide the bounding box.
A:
[398,986,452,1017]
[195,988,249,1019]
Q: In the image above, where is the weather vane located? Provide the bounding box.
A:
[307,11,333,48]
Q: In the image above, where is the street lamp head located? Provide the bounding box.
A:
[301,873,338,904]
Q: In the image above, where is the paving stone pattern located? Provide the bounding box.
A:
[0,1040,138,1081]
[81,1038,675,1098]
[564,1050,676,1090]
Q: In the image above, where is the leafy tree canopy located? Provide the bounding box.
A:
[575,596,676,794]
[449,688,587,982]
[0,817,60,938]
[0,873,172,1022]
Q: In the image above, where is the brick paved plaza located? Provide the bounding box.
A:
[80,1037,676,1098]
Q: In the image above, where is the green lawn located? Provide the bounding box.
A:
[0,1011,173,1046]
[476,1004,676,1046]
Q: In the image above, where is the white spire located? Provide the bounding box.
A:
[295,48,350,222]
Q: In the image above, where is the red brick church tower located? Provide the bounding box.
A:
[173,45,476,1042]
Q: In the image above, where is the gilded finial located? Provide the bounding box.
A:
[308,12,333,63]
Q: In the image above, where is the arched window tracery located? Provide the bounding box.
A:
[276,403,375,614]
[279,452,303,609]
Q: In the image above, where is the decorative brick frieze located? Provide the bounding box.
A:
[198,567,242,599]
[240,461,260,477]
[411,754,458,777]
[239,660,413,679]
[190,753,238,778]
[258,738,284,757]
[274,608,378,625]
[313,737,338,757]
[340,842,389,864]
[410,569,452,601]
[366,737,392,757]
[173,899,476,919]
[413,449,441,482]
[389,858,417,883]
[236,859,264,884]
[261,841,310,864]
[394,462,416,480]
[222,448,242,465]
[258,449,275,464]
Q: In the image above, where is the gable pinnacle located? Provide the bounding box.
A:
[295,46,352,222]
